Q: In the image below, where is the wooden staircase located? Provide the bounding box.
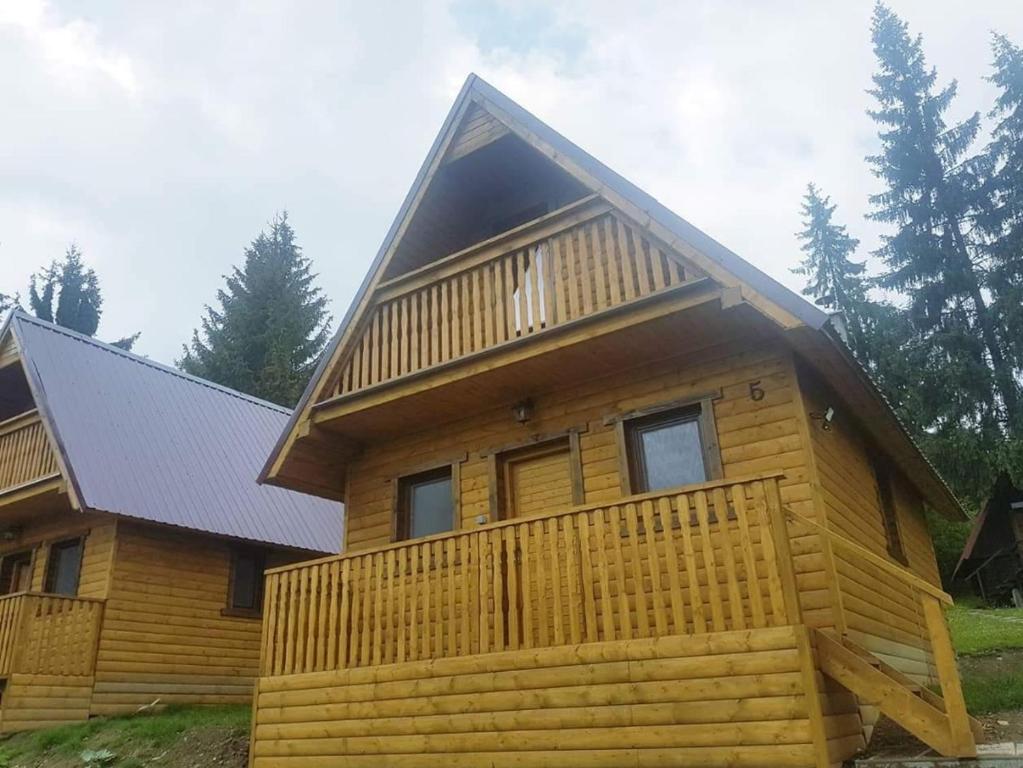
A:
[815,630,981,758]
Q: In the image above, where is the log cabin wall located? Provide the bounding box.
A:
[796,364,939,683]
[90,521,299,716]
[342,335,836,632]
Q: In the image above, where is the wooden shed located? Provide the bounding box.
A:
[955,472,1023,605]
[248,75,978,767]
[0,310,342,732]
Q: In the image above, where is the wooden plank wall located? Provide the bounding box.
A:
[90,522,262,715]
[0,673,94,734]
[251,625,830,768]
[797,365,939,682]
[343,337,833,630]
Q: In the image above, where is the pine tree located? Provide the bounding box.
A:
[867,4,1018,432]
[179,213,331,407]
[984,34,1023,428]
[793,184,870,358]
[27,246,139,350]
[0,292,16,315]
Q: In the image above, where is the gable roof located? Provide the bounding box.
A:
[260,73,964,521]
[3,310,342,553]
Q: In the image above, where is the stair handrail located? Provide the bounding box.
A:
[782,506,951,605]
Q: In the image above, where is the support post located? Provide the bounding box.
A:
[764,477,802,625]
[921,594,975,758]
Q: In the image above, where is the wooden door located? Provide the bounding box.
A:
[501,440,573,520]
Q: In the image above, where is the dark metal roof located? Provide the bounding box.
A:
[9,311,342,553]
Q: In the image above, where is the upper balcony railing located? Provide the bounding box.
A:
[258,473,800,677]
[325,197,699,399]
[0,592,104,677]
[0,411,59,497]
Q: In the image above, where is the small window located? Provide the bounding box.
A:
[397,467,455,540]
[44,538,83,596]
[0,551,33,594]
[626,406,709,493]
[872,460,907,564]
[228,549,266,614]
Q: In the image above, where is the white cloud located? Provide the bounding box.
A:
[0,0,1020,363]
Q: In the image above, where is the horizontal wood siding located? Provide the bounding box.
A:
[798,365,938,682]
[251,626,822,768]
[0,673,94,734]
[90,523,263,714]
[344,338,831,629]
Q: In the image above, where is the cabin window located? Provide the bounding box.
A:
[397,467,455,540]
[228,549,266,615]
[872,460,907,565]
[0,551,33,594]
[625,406,711,493]
[44,538,83,596]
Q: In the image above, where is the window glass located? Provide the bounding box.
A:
[0,552,32,594]
[872,460,907,564]
[45,539,83,596]
[628,408,707,493]
[402,469,454,539]
[230,550,265,612]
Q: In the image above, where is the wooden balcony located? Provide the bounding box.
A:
[0,412,60,501]
[259,473,802,677]
[0,592,104,678]
[309,197,719,440]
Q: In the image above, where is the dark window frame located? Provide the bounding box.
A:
[224,547,267,618]
[43,537,84,596]
[0,549,34,595]
[872,459,908,565]
[393,465,459,542]
[610,393,723,496]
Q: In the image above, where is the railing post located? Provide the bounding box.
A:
[763,478,802,625]
[921,594,975,757]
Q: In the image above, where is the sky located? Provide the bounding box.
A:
[1,1,1021,366]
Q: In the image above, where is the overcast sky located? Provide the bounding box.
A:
[2,1,1021,365]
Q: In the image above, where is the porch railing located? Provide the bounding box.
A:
[0,411,59,496]
[326,197,695,398]
[259,473,799,677]
[0,592,104,677]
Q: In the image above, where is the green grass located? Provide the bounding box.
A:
[0,705,250,767]
[947,604,1023,656]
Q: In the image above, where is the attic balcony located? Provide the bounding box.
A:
[304,196,726,451]
[0,411,62,513]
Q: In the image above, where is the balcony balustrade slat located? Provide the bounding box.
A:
[0,415,58,494]
[259,476,795,677]
[329,208,692,399]
[0,594,102,677]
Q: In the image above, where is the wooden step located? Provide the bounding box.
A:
[815,630,974,758]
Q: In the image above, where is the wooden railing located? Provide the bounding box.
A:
[259,473,800,677]
[0,593,104,677]
[328,199,695,398]
[0,412,59,495]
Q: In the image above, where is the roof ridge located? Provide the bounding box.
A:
[10,310,291,415]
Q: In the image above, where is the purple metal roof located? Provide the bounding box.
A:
[10,311,342,553]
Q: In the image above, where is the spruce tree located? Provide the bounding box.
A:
[984,34,1023,422]
[793,184,869,358]
[26,246,139,350]
[867,4,1018,432]
[0,292,16,315]
[179,213,331,407]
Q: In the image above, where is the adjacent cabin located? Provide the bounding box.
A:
[0,310,341,733]
[955,472,1023,605]
[250,75,978,768]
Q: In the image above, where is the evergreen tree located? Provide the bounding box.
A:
[793,184,870,359]
[179,213,331,407]
[983,34,1023,426]
[27,246,139,350]
[0,292,16,315]
[867,4,1018,433]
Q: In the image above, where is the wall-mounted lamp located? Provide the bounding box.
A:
[810,406,835,431]
[512,399,534,424]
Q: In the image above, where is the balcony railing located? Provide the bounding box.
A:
[325,197,697,399]
[259,473,800,677]
[0,592,104,677]
[0,412,59,497]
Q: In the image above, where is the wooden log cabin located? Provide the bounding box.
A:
[0,310,341,733]
[251,75,979,767]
